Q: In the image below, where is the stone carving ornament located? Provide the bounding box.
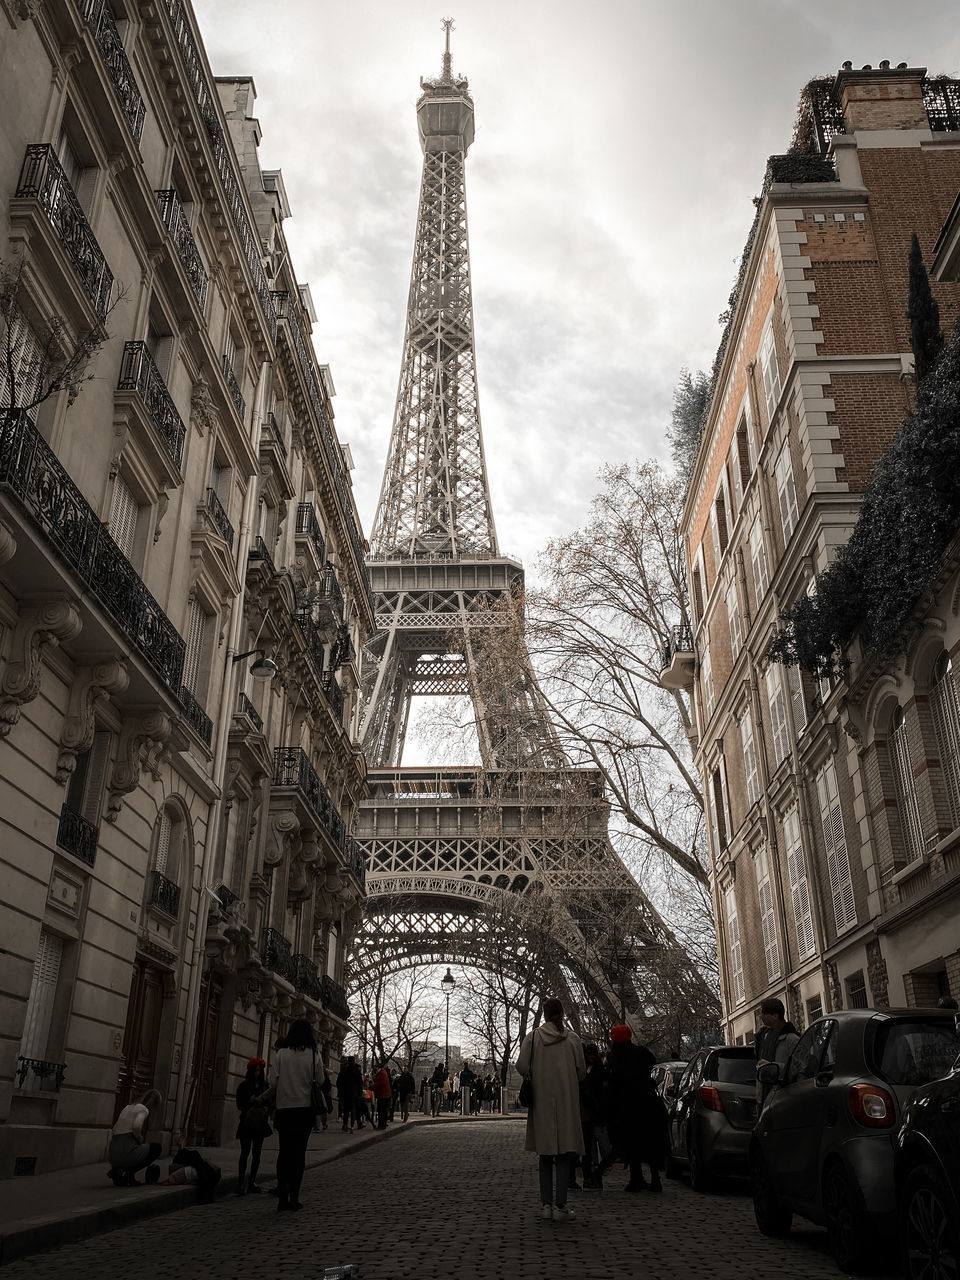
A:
[0,599,82,737]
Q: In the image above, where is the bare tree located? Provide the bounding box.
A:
[345,967,444,1071]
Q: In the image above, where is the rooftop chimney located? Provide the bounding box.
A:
[835,64,928,132]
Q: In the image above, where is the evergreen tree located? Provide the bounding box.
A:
[907,232,943,383]
[668,368,710,484]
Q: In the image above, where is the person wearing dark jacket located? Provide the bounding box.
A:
[579,1043,610,1189]
[396,1068,416,1120]
[235,1057,271,1194]
[336,1056,363,1132]
[755,997,800,1103]
[601,1024,668,1192]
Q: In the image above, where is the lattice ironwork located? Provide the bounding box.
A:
[156,188,207,307]
[924,77,960,132]
[82,0,146,141]
[118,341,187,470]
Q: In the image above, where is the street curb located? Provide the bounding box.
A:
[0,1122,416,1268]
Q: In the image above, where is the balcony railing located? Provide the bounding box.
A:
[272,746,346,851]
[660,624,694,672]
[330,622,355,670]
[260,926,295,982]
[156,188,208,308]
[318,564,345,625]
[204,487,234,548]
[659,624,696,692]
[56,804,98,867]
[178,684,212,745]
[293,953,322,1000]
[15,1056,66,1092]
[346,838,366,892]
[150,870,181,918]
[215,883,239,910]
[0,409,185,694]
[82,0,146,141]
[15,145,113,320]
[293,604,326,680]
[321,975,350,1022]
[924,78,960,132]
[161,0,276,341]
[264,412,288,457]
[236,691,263,732]
[221,355,245,421]
[295,503,325,563]
[117,341,186,471]
[321,671,345,724]
[248,535,277,574]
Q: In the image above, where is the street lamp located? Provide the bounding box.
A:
[441,967,456,1075]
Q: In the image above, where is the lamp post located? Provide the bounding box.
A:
[441,967,456,1075]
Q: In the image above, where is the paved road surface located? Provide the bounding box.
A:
[1,1120,901,1280]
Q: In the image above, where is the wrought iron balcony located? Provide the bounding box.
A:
[321,671,345,725]
[221,355,245,421]
[56,803,98,867]
[81,0,145,142]
[346,837,366,892]
[161,0,276,341]
[295,503,325,563]
[156,188,208,308]
[236,691,263,732]
[659,624,696,691]
[15,145,113,319]
[248,535,277,574]
[272,746,346,851]
[204,487,234,548]
[330,622,355,670]
[178,684,213,745]
[293,953,322,1000]
[150,870,181,918]
[321,974,350,1022]
[0,410,186,694]
[260,926,295,982]
[318,564,345,626]
[15,1056,66,1091]
[264,412,288,457]
[293,604,326,680]
[117,341,186,471]
[215,883,239,910]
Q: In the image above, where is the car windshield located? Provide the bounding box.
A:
[873,1019,960,1086]
[713,1054,756,1084]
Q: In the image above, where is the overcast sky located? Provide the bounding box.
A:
[194,0,959,570]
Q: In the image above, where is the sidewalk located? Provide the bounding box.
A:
[0,1110,521,1267]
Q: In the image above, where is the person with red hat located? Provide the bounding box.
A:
[602,1023,667,1192]
[235,1057,271,1194]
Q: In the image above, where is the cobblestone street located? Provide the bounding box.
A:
[1,1120,901,1280]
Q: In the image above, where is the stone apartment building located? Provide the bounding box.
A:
[0,0,371,1176]
[663,64,960,1043]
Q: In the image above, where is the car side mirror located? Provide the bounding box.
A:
[758,1062,781,1086]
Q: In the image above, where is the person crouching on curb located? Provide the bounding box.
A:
[107,1089,163,1186]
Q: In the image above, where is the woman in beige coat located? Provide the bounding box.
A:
[516,997,586,1222]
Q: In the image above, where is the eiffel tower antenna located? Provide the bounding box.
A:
[441,16,454,81]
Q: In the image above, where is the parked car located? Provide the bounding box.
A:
[665,1044,757,1190]
[750,1008,960,1274]
[651,1060,687,1100]
[894,1045,960,1280]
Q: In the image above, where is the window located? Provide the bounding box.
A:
[713,483,730,560]
[766,666,789,766]
[700,644,714,721]
[786,663,807,736]
[182,598,211,698]
[783,805,816,958]
[726,581,742,660]
[211,455,231,504]
[890,706,924,863]
[754,844,781,981]
[709,766,728,853]
[785,1020,835,1084]
[109,475,139,560]
[873,1019,960,1087]
[806,994,824,1025]
[815,759,857,933]
[749,518,768,600]
[930,653,960,828]
[151,805,188,917]
[736,415,754,491]
[0,304,43,409]
[760,322,781,424]
[741,705,760,807]
[691,564,704,622]
[774,443,799,542]
[18,928,64,1074]
[724,886,745,1005]
[845,970,868,1009]
[64,730,112,826]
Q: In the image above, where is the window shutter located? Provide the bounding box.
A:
[783,806,815,958]
[19,929,63,1063]
[787,663,807,735]
[775,444,799,542]
[724,887,745,1005]
[726,582,742,659]
[761,324,781,423]
[750,519,768,599]
[109,477,139,559]
[930,659,960,829]
[1,305,44,408]
[181,599,208,696]
[754,845,781,981]
[155,808,172,878]
[741,705,760,806]
[815,761,857,933]
[890,711,924,862]
[80,730,111,825]
[701,644,714,720]
[766,666,789,765]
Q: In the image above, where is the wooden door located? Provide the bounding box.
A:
[186,975,222,1142]
[114,959,165,1118]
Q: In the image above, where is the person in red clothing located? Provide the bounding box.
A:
[372,1062,392,1130]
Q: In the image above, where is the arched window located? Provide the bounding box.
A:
[890,706,924,864]
[150,804,188,918]
[930,652,960,829]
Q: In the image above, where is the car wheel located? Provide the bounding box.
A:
[823,1161,875,1275]
[900,1164,960,1280]
[751,1149,792,1237]
[688,1136,713,1193]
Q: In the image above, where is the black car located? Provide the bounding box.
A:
[665,1044,757,1190]
[751,1009,960,1274]
[895,1047,960,1280]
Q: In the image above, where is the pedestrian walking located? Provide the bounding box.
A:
[516,997,586,1223]
[755,997,800,1104]
[429,1061,446,1116]
[106,1089,163,1186]
[579,1043,610,1189]
[601,1024,667,1192]
[337,1055,363,1132]
[372,1061,392,1129]
[235,1057,271,1194]
[396,1067,416,1120]
[268,1018,322,1212]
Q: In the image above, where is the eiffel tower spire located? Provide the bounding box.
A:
[370,20,497,558]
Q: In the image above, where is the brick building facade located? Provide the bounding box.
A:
[664,65,960,1042]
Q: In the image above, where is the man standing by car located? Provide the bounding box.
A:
[755,998,800,1104]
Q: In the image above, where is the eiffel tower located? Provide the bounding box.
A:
[353,24,711,1044]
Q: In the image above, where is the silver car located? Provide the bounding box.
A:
[666,1045,757,1190]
